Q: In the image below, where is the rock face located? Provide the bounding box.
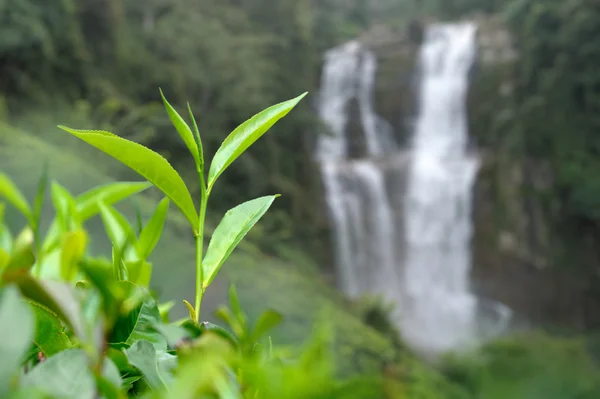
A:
[355,16,599,330]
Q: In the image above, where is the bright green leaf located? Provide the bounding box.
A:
[57,127,198,232]
[202,195,279,288]
[50,181,79,231]
[99,203,135,253]
[182,300,195,322]
[28,301,72,357]
[0,285,34,397]
[160,89,201,168]
[22,348,95,399]
[60,230,88,281]
[125,260,152,287]
[137,197,169,259]
[207,92,307,191]
[124,340,177,391]
[77,181,153,222]
[0,173,32,222]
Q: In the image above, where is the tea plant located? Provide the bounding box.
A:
[0,90,378,398]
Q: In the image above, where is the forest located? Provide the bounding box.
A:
[2,0,600,398]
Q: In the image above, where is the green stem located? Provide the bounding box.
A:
[194,172,208,323]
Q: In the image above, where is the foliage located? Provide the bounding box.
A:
[441,332,600,399]
[0,90,391,398]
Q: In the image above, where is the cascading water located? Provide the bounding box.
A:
[316,23,511,356]
[401,22,484,354]
[316,41,400,304]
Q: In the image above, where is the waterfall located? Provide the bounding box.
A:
[316,41,400,303]
[401,22,482,354]
[316,23,511,356]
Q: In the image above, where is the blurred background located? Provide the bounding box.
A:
[3,0,600,397]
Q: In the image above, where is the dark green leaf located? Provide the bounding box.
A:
[0,285,35,396]
[57,127,198,232]
[160,89,201,168]
[22,348,95,399]
[207,93,307,191]
[137,197,169,259]
[111,292,166,350]
[202,196,279,287]
[124,340,177,391]
[2,272,86,341]
[187,102,204,173]
[28,301,72,357]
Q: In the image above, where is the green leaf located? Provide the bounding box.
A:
[101,357,123,390]
[124,340,177,391]
[22,348,95,399]
[60,230,88,281]
[137,197,169,259]
[187,103,204,172]
[158,301,174,323]
[28,301,72,357]
[57,127,198,232]
[125,260,152,287]
[202,195,279,288]
[111,292,166,350]
[0,173,32,222]
[50,181,79,231]
[207,92,307,191]
[2,272,86,341]
[182,300,195,322]
[160,89,201,168]
[0,285,35,396]
[5,227,35,272]
[228,285,245,326]
[99,203,136,253]
[32,166,48,245]
[76,181,152,222]
[251,309,283,341]
[199,320,239,348]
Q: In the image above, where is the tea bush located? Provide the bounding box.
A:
[0,90,382,398]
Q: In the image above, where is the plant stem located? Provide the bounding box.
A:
[194,172,208,322]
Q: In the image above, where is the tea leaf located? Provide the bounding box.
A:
[28,301,72,357]
[51,181,79,231]
[202,195,279,288]
[0,172,32,222]
[76,181,153,222]
[160,89,201,168]
[0,285,34,397]
[57,127,198,232]
[111,293,166,350]
[60,230,88,281]
[2,272,86,341]
[5,227,35,272]
[125,260,152,287]
[99,203,135,253]
[137,197,170,259]
[32,166,48,244]
[22,348,95,399]
[182,300,195,322]
[124,340,177,391]
[252,309,283,341]
[187,103,204,173]
[207,93,307,192]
